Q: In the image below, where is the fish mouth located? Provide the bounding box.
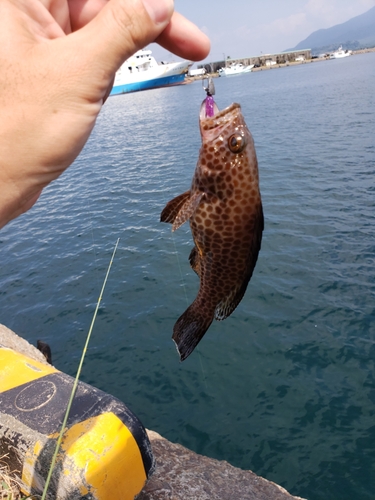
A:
[199,102,242,141]
[199,101,241,124]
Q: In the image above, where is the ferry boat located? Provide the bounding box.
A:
[110,49,192,95]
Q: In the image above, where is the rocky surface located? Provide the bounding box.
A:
[140,430,305,500]
[0,324,305,500]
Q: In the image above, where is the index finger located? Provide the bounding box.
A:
[69,0,210,61]
[156,11,210,61]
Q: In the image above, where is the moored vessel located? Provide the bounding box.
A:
[110,49,192,95]
[218,62,254,77]
[330,46,352,59]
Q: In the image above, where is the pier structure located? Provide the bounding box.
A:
[200,49,312,73]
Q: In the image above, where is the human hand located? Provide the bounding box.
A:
[0,0,210,228]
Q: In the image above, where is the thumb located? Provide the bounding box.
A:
[74,0,174,76]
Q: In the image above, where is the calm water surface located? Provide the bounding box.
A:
[1,53,374,500]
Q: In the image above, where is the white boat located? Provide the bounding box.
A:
[329,46,352,59]
[110,49,192,95]
[218,62,254,77]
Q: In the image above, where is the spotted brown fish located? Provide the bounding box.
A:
[161,97,263,361]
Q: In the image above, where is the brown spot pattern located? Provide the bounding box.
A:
[161,103,263,360]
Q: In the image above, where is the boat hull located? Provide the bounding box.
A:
[332,53,351,59]
[219,68,252,77]
[218,65,254,77]
[110,73,186,95]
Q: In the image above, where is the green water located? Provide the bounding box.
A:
[1,52,374,499]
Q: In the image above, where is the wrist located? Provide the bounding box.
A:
[0,167,43,228]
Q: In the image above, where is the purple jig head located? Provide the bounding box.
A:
[205,95,215,117]
[201,77,219,119]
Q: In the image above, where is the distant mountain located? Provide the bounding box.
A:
[289,5,375,54]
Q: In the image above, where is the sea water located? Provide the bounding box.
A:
[0,52,374,500]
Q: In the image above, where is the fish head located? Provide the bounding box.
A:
[198,101,256,176]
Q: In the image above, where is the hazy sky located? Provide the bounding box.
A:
[150,0,375,63]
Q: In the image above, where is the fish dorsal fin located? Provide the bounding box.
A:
[160,191,191,224]
[215,203,264,320]
[189,246,201,277]
[161,191,204,232]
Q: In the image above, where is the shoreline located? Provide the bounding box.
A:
[186,47,375,82]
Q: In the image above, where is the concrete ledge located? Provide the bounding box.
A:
[140,430,304,500]
[0,324,305,500]
[0,324,48,366]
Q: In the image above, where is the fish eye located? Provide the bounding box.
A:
[228,134,246,153]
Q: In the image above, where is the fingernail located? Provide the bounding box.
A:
[142,0,173,24]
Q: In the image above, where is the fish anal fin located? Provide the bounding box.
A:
[161,191,191,225]
[171,192,204,231]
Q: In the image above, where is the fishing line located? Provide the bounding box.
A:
[170,229,190,307]
[160,173,208,389]
[85,180,102,293]
[160,179,208,391]
[41,238,120,500]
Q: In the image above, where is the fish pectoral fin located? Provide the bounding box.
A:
[171,191,204,232]
[161,190,203,231]
[160,190,191,225]
[189,246,202,276]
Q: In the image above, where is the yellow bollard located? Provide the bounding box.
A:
[0,347,154,499]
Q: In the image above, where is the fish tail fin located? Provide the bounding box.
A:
[172,300,215,361]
